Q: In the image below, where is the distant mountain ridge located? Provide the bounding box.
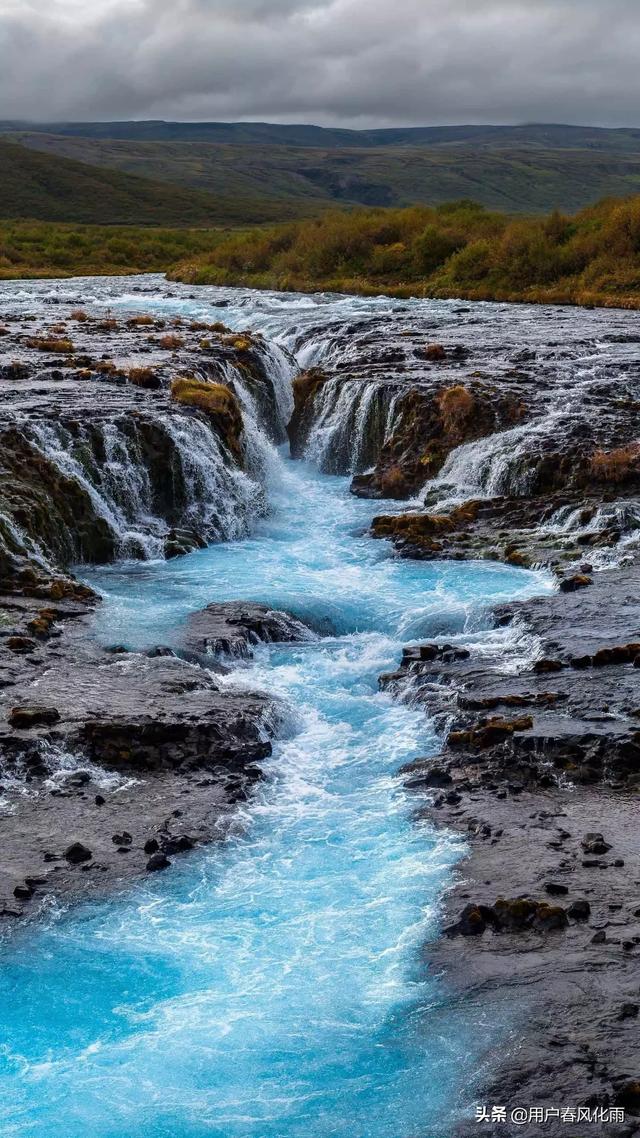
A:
[3,120,640,150]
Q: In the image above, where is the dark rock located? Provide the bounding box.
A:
[445,903,489,937]
[7,705,61,729]
[615,1081,640,1109]
[532,903,569,931]
[559,574,592,593]
[533,658,564,674]
[493,897,539,931]
[545,881,569,896]
[143,838,159,854]
[567,899,591,920]
[146,852,171,872]
[64,842,92,864]
[179,601,313,661]
[6,637,37,654]
[618,1004,639,1020]
[13,883,34,900]
[404,765,453,789]
[582,832,612,854]
[162,835,194,854]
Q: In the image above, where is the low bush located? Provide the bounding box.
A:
[170,377,243,456]
[590,443,640,482]
[170,196,640,309]
[28,337,74,353]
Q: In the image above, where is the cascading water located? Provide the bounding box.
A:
[3,275,607,1138]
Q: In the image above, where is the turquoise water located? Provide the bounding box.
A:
[0,447,552,1138]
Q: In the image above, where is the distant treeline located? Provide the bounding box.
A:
[171,197,640,308]
[0,221,227,279]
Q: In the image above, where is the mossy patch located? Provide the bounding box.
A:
[170,377,243,457]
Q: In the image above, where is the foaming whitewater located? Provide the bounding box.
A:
[0,276,564,1138]
[0,457,551,1138]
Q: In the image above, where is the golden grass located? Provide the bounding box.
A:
[170,377,243,456]
[27,337,74,353]
[590,442,640,482]
[437,385,477,437]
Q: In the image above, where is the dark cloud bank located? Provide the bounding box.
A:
[0,0,638,126]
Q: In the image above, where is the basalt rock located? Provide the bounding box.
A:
[445,896,570,938]
[0,307,294,595]
[179,602,315,662]
[353,383,527,498]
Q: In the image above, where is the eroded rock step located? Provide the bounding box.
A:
[0,304,307,921]
[0,594,313,920]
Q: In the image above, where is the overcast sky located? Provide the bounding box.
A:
[0,0,638,126]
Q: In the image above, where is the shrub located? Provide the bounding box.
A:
[413,225,462,274]
[170,377,243,456]
[128,367,161,390]
[127,314,156,327]
[590,443,640,482]
[437,385,477,437]
[28,337,74,353]
[159,334,184,350]
[70,309,88,322]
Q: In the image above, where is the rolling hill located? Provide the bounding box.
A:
[7,123,640,216]
[0,139,322,226]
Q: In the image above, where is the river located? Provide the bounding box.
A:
[0,278,557,1138]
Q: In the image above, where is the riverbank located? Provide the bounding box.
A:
[391,567,640,1134]
[169,197,640,313]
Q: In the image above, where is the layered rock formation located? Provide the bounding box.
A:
[0,304,301,916]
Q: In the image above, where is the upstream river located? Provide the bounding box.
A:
[0,279,557,1137]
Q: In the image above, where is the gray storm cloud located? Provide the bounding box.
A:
[0,0,638,125]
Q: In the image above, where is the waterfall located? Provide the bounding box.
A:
[12,410,265,566]
[422,412,573,506]
[302,378,401,474]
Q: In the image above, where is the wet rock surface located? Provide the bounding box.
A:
[384,565,640,1130]
[0,592,286,916]
[178,601,315,662]
[0,297,298,920]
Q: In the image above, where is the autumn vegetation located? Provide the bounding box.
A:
[172,196,640,309]
[0,220,227,279]
[170,378,243,455]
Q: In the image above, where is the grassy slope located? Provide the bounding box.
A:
[169,198,640,310]
[13,130,640,216]
[0,219,230,278]
[0,140,321,226]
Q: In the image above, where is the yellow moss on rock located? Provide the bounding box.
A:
[170,377,243,456]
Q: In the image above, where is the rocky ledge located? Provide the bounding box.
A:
[0,593,313,920]
[382,564,640,1134]
[0,304,301,922]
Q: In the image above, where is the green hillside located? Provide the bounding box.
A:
[10,125,640,215]
[0,139,319,226]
